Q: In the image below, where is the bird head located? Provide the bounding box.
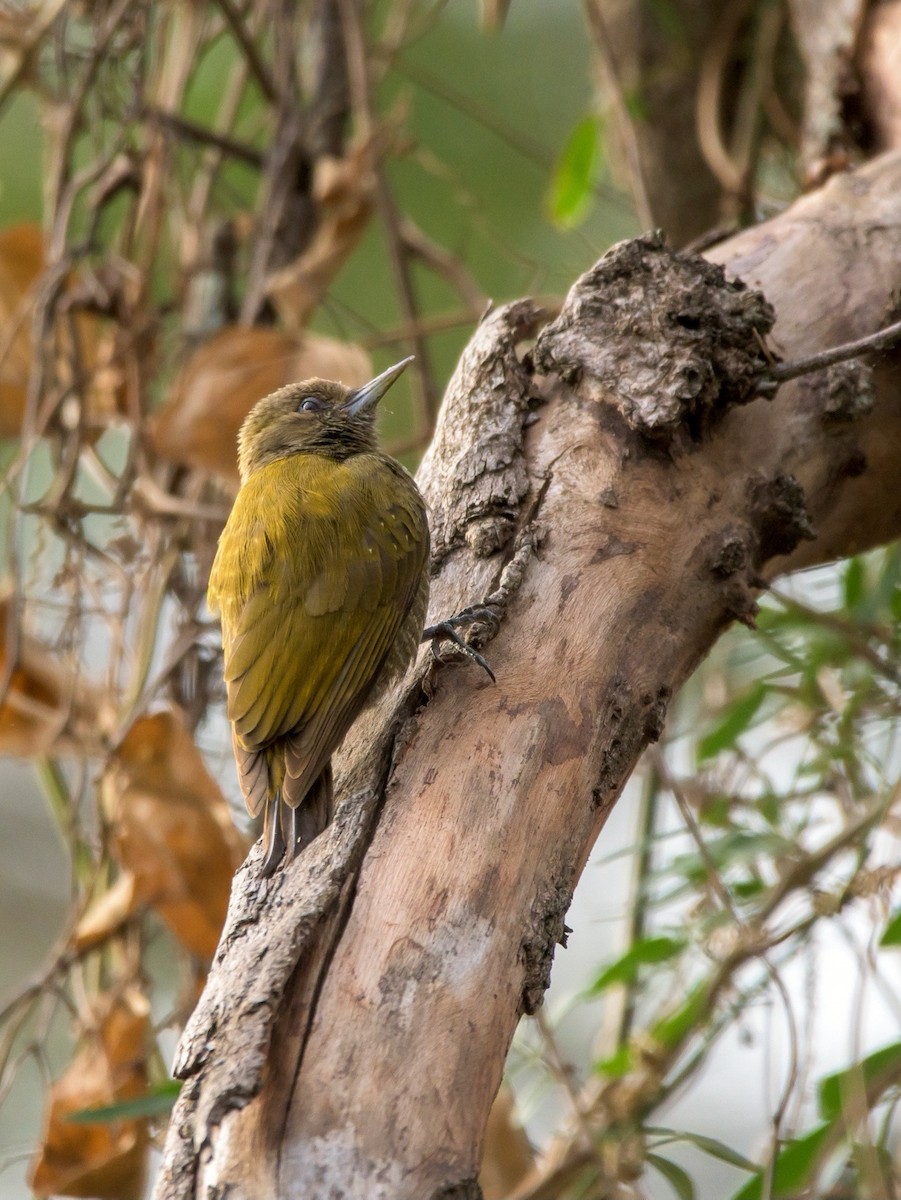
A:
[237,356,414,480]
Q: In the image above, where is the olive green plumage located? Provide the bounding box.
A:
[207,358,429,875]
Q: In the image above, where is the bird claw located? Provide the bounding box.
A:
[422,606,498,683]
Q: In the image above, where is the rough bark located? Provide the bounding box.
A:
[153,150,901,1200]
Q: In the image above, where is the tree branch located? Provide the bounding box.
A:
[154,149,901,1200]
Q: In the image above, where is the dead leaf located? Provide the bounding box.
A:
[0,223,42,436]
[29,987,150,1200]
[0,595,111,758]
[73,875,140,953]
[0,222,119,438]
[80,711,246,960]
[480,1083,535,1200]
[151,326,372,487]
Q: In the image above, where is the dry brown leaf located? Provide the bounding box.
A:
[96,710,246,960]
[479,1083,535,1200]
[0,595,111,757]
[0,222,119,438]
[0,222,42,436]
[73,874,139,954]
[29,987,150,1200]
[151,326,372,487]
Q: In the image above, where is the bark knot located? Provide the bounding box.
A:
[531,231,775,440]
[822,359,876,422]
[747,472,817,563]
[711,534,749,578]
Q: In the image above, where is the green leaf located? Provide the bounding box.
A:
[647,1128,757,1172]
[594,1044,633,1078]
[703,831,789,867]
[697,794,731,827]
[759,792,780,826]
[879,909,901,947]
[667,832,788,893]
[648,1153,696,1200]
[730,1122,837,1200]
[843,558,865,610]
[586,935,686,994]
[651,984,710,1049]
[547,114,602,228]
[818,1040,901,1121]
[732,877,765,900]
[697,682,767,763]
[67,1079,181,1124]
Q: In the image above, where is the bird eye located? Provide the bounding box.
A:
[299,396,324,413]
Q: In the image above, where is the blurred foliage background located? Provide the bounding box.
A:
[0,1,899,1198]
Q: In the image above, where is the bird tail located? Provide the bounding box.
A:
[261,792,286,877]
[292,760,334,851]
[259,761,334,877]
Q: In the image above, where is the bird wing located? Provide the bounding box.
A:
[208,454,428,817]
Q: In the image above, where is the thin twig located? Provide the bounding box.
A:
[652,754,800,1200]
[696,0,756,196]
[582,0,654,230]
[360,309,487,350]
[186,57,250,243]
[143,105,264,166]
[728,0,784,220]
[398,218,486,316]
[762,315,901,386]
[396,57,554,170]
[336,0,438,428]
[534,1010,599,1157]
[596,763,660,1059]
[0,0,68,117]
[212,0,280,102]
[769,588,901,687]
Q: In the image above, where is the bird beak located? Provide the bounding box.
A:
[344,356,414,416]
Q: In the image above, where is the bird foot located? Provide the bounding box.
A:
[422,604,499,682]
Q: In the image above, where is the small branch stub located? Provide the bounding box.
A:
[821,359,877,422]
[747,472,817,563]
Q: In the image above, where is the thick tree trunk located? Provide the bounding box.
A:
[154,150,901,1200]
